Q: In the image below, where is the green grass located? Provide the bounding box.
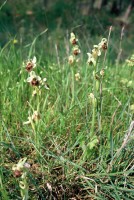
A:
[0,31,134,200]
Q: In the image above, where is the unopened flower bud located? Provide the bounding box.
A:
[96,80,99,91]
[100,69,104,77]
[75,72,80,81]
[89,93,97,106]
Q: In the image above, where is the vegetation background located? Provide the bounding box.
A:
[0,0,134,56]
[0,0,134,199]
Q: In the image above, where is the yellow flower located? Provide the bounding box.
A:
[13,39,18,44]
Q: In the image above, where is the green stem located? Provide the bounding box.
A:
[99,78,103,133]
[71,70,75,104]
[91,101,95,138]
[90,68,96,138]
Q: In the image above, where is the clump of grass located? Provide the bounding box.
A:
[0,29,134,199]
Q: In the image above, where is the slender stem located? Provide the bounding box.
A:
[90,68,96,138]
[99,78,103,133]
[71,70,75,104]
[98,26,112,133]
[91,98,95,138]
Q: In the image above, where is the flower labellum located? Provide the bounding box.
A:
[25,56,36,72]
[99,38,107,50]
[73,45,81,56]
[27,71,41,87]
